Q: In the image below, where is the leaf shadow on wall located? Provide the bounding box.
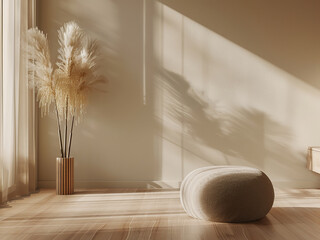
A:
[158,69,315,185]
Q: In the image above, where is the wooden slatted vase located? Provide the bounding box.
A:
[56,157,74,195]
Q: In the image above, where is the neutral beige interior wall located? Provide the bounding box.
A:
[38,0,320,188]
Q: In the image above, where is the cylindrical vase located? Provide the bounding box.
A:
[56,157,74,195]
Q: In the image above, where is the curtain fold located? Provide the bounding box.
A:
[0,0,37,204]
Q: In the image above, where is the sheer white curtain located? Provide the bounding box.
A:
[0,0,37,204]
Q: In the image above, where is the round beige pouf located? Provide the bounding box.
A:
[180,166,274,222]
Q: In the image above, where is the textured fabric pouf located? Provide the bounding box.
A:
[180,166,274,223]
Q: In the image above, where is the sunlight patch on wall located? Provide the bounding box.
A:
[153,2,320,186]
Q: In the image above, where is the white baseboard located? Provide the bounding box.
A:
[272,180,320,189]
[38,180,181,189]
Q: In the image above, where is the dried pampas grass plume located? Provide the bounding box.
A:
[27,27,55,116]
[55,21,101,119]
[27,21,103,158]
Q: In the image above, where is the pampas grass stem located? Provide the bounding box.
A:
[54,99,64,157]
[68,116,75,158]
[64,97,68,158]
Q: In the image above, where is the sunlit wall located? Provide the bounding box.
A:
[38,0,320,188]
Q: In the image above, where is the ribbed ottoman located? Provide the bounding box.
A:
[180,166,274,222]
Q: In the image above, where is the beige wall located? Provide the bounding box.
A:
[38,0,320,188]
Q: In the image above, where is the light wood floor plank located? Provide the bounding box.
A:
[1,188,320,239]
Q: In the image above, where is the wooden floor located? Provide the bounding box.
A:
[1,188,320,240]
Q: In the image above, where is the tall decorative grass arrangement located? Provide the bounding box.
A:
[27,21,101,158]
